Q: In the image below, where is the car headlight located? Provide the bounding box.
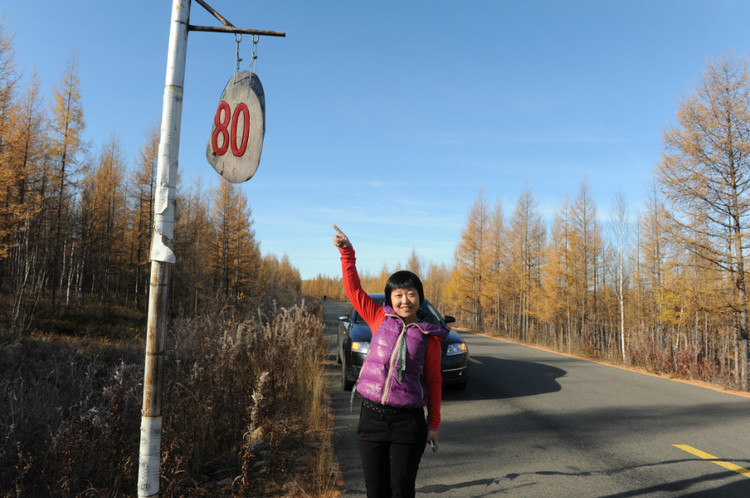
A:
[351,341,370,354]
[446,342,467,356]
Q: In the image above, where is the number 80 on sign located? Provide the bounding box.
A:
[212,102,251,157]
[206,71,266,184]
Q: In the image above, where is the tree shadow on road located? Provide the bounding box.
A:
[416,464,750,497]
[443,355,566,401]
[599,466,750,497]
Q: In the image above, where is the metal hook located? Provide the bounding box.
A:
[249,34,259,72]
[234,33,243,73]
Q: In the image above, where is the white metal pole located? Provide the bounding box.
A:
[137,1,190,496]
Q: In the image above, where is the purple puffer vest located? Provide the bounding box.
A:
[356,304,449,408]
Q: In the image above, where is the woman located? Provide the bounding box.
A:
[333,225,449,498]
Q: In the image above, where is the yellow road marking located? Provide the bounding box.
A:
[674,444,750,478]
[469,357,483,364]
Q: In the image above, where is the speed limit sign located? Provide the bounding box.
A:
[206,71,265,183]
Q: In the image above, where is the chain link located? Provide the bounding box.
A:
[234,33,243,73]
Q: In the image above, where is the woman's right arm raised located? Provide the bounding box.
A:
[333,225,382,326]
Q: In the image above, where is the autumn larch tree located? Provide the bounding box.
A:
[570,182,602,350]
[48,53,85,306]
[88,136,126,306]
[8,73,47,335]
[128,124,159,310]
[608,190,630,362]
[173,183,214,314]
[541,195,575,349]
[453,191,490,330]
[658,55,750,389]
[482,199,505,332]
[0,23,20,263]
[640,181,669,337]
[211,178,258,303]
[406,248,423,278]
[506,188,546,341]
[424,261,451,314]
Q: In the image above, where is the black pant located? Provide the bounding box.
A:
[357,399,427,498]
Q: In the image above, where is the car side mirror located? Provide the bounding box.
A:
[338,314,350,323]
[443,315,456,324]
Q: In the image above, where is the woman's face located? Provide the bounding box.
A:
[390,287,420,323]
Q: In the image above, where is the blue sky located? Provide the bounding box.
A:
[2,1,749,279]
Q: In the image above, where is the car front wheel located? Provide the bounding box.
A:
[341,356,354,391]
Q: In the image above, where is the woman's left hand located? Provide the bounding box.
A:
[427,428,439,454]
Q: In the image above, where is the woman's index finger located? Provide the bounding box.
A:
[333,224,345,236]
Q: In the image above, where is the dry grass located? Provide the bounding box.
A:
[0,301,339,497]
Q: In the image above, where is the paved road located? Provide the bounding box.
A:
[323,301,750,497]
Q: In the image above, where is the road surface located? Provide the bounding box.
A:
[323,300,750,497]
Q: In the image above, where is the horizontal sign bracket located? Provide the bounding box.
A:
[188,25,286,37]
[191,0,286,37]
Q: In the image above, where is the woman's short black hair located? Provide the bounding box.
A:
[384,270,424,306]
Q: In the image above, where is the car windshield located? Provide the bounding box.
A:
[420,300,443,324]
[351,295,444,325]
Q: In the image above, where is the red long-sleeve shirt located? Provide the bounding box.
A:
[339,246,443,429]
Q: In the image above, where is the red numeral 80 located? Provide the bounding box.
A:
[211,101,250,157]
